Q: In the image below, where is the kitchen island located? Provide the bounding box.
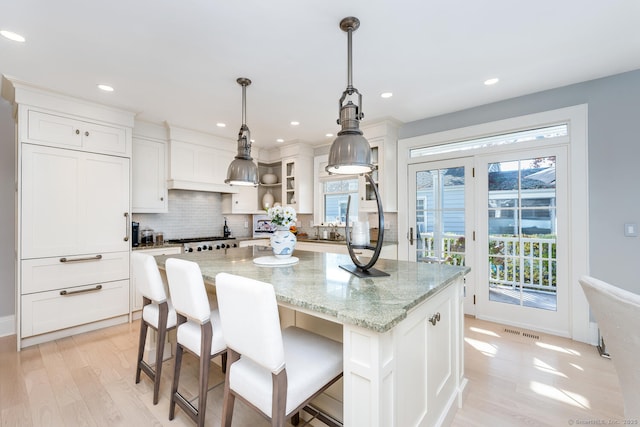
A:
[156,247,469,427]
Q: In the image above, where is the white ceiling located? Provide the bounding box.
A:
[2,0,640,149]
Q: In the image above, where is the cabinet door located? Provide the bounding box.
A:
[223,186,258,214]
[27,110,83,149]
[22,144,83,258]
[82,153,130,254]
[132,138,167,213]
[81,121,128,156]
[21,144,130,258]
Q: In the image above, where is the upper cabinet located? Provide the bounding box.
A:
[359,121,399,212]
[132,122,168,213]
[167,125,239,193]
[281,150,313,214]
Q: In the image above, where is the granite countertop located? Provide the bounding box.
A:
[155,247,469,333]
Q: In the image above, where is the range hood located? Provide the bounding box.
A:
[167,179,238,194]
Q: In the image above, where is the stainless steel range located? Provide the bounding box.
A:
[166,237,239,253]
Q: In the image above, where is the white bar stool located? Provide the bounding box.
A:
[215,272,343,427]
[132,252,178,405]
[165,258,227,427]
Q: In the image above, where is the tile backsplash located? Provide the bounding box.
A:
[132,189,398,243]
[132,190,251,241]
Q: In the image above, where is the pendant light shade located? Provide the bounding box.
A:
[326,16,374,176]
[226,77,258,186]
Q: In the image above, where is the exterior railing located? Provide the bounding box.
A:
[419,233,557,294]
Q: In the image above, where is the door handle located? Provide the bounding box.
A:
[124,212,130,241]
[408,227,414,245]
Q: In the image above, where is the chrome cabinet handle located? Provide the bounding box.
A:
[60,284,102,296]
[60,254,102,263]
[408,227,414,245]
[124,212,130,241]
[429,312,441,326]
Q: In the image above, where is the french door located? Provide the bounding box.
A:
[408,148,569,334]
[408,158,475,314]
[475,147,568,335]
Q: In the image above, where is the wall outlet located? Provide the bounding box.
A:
[384,221,391,230]
[244,221,248,229]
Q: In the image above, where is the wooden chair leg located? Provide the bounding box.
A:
[153,301,169,405]
[169,343,183,420]
[135,319,148,384]
[222,349,240,427]
[169,315,187,421]
[196,321,213,427]
[271,370,288,427]
[291,412,300,425]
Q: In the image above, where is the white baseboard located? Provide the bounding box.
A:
[0,315,16,337]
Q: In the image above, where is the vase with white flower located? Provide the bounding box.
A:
[267,205,297,258]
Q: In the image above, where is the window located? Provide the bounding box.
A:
[322,178,359,224]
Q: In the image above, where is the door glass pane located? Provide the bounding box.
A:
[415,167,465,266]
[488,157,557,310]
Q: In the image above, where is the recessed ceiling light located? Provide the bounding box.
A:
[276,138,284,143]
[484,78,499,86]
[216,123,226,127]
[380,92,393,98]
[0,30,26,42]
[290,121,300,126]
[326,133,334,138]
[97,84,114,92]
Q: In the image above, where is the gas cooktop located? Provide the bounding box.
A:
[167,237,238,252]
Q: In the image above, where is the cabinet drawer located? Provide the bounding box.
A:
[21,252,129,294]
[21,279,130,337]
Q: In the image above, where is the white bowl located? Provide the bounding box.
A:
[261,173,278,184]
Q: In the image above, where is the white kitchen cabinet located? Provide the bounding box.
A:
[132,137,168,213]
[167,125,238,193]
[394,279,462,427]
[25,108,129,157]
[21,144,130,258]
[3,77,135,349]
[281,155,313,214]
[222,185,259,214]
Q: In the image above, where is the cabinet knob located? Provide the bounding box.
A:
[429,312,441,326]
[75,129,80,135]
[84,131,89,137]
[160,197,164,201]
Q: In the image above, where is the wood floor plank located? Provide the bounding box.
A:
[1,316,628,426]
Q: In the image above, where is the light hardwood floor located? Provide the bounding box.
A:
[0,317,625,427]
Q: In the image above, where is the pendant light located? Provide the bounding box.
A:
[325,17,374,175]
[225,77,258,186]
[328,17,389,278]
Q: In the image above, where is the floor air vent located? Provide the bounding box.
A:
[504,328,540,340]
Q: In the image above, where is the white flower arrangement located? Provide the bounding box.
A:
[267,205,297,228]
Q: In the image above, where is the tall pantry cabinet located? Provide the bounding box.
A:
[2,77,135,349]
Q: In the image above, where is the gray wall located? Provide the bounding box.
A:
[0,98,15,318]
[400,69,640,294]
